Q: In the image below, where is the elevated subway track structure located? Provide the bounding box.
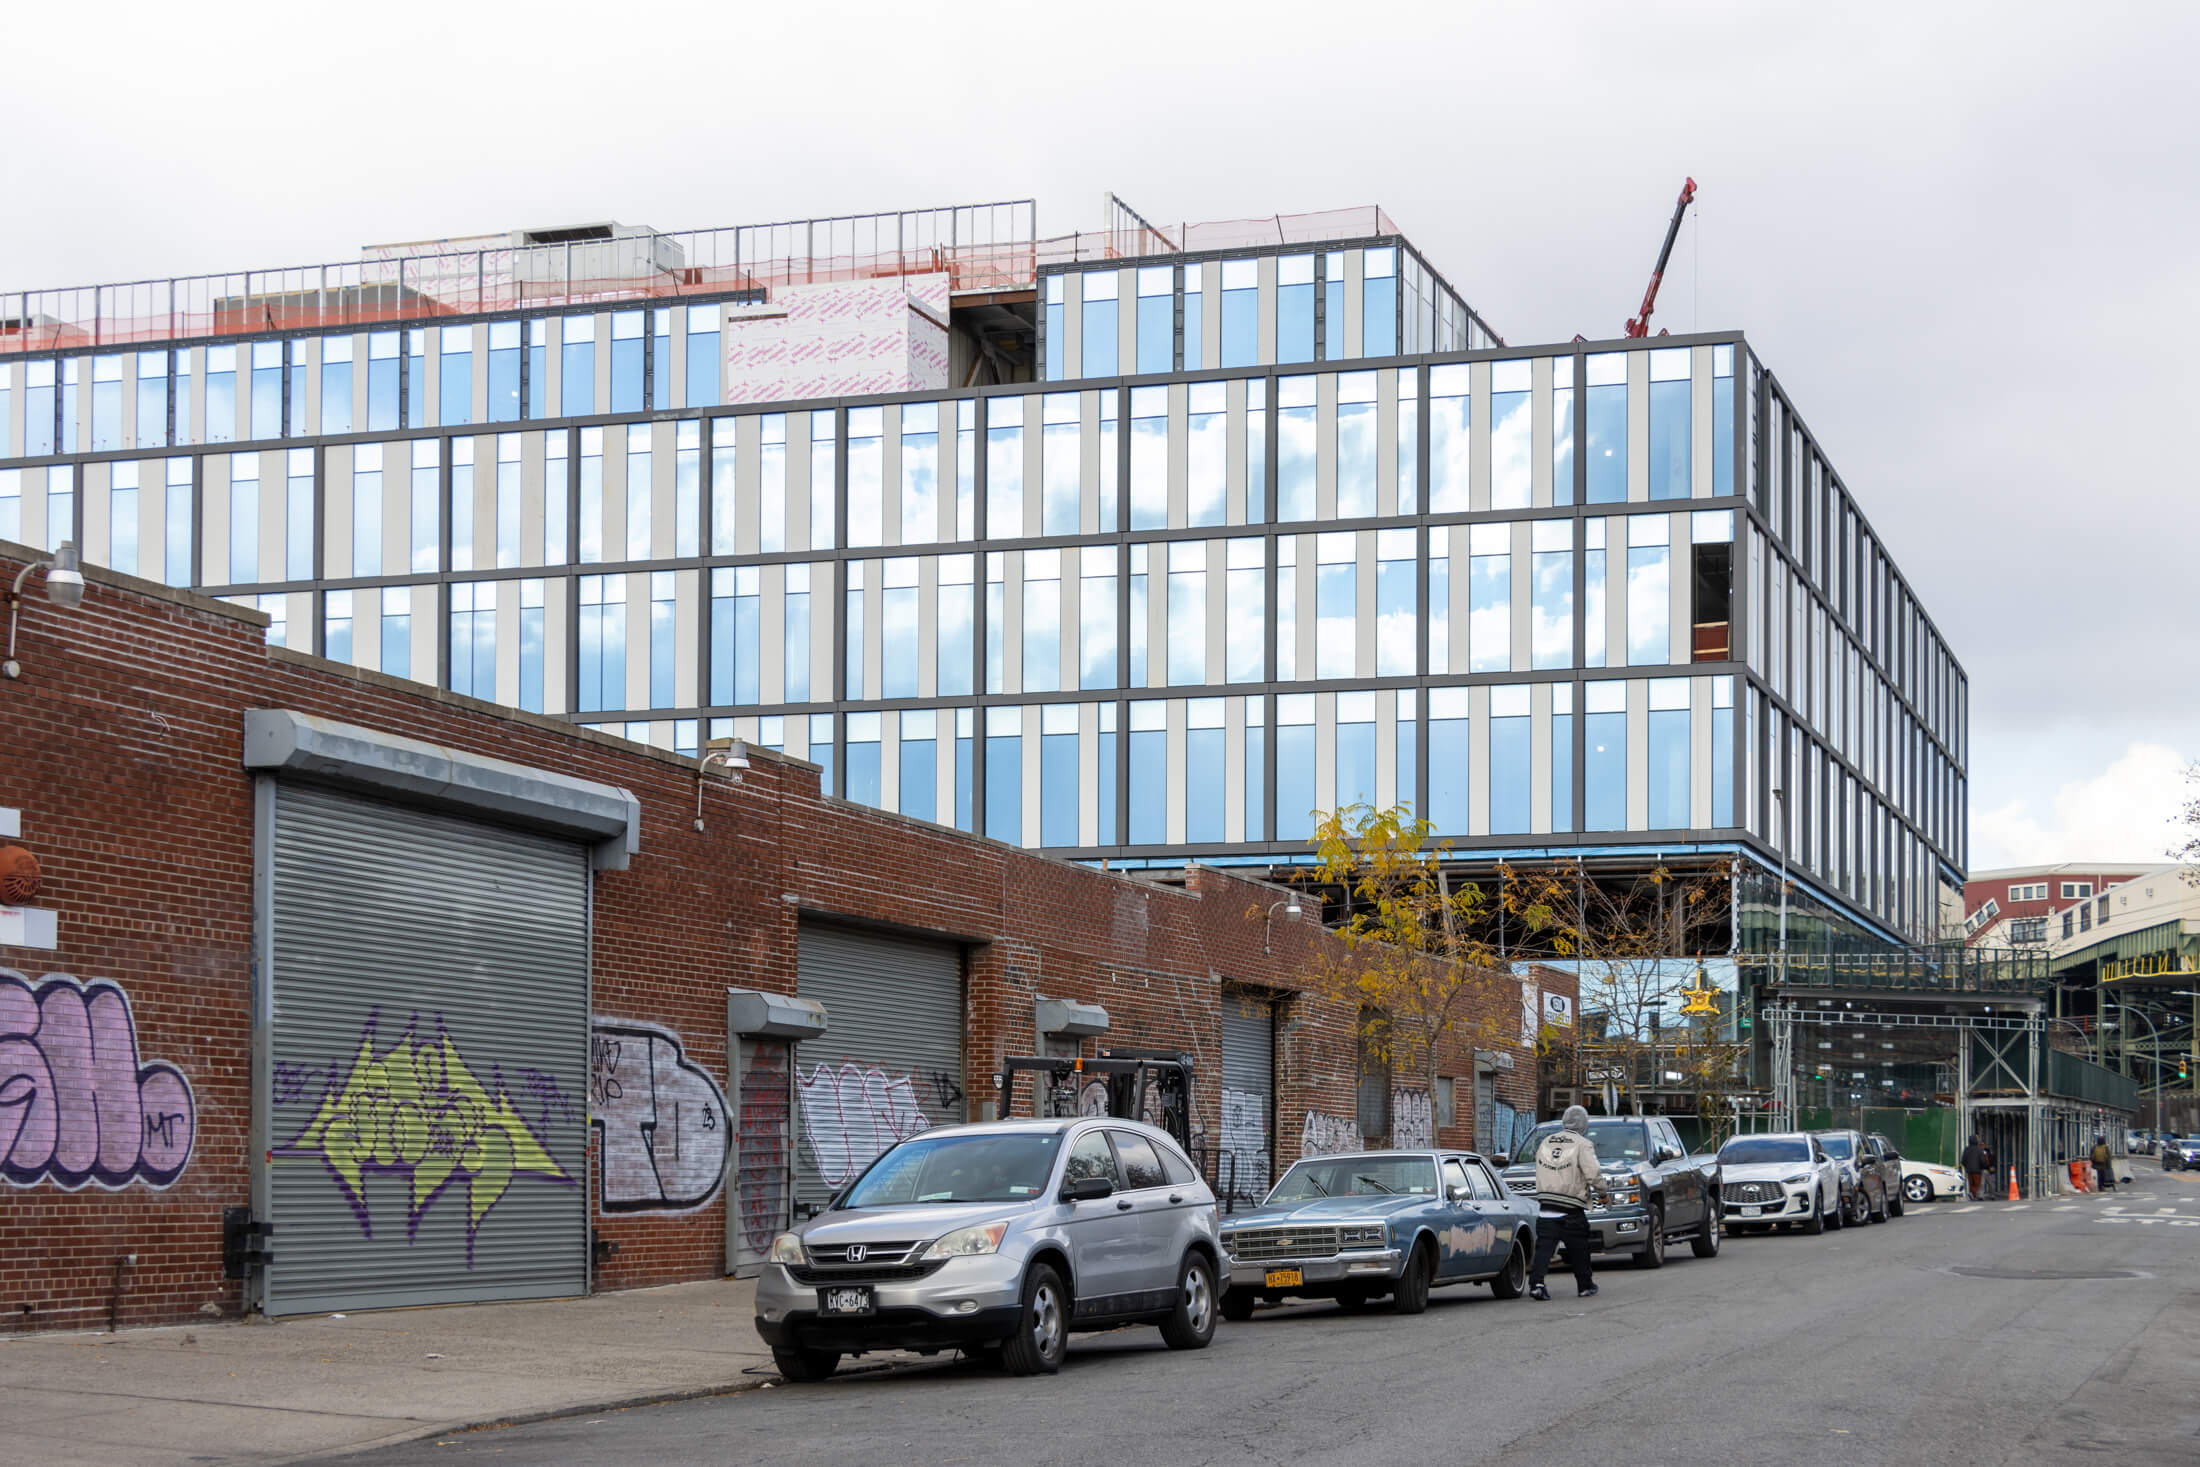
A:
[1752,945,2136,1193]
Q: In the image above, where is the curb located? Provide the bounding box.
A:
[288,1356,915,1462]
[278,1377,772,1464]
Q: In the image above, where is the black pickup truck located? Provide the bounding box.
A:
[1499,1115,1721,1268]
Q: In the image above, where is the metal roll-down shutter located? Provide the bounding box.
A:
[264,783,590,1315]
[792,922,964,1217]
[1219,996,1276,1205]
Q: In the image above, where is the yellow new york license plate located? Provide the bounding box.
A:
[1264,1269,1303,1289]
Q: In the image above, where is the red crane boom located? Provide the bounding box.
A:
[1624,177,1697,338]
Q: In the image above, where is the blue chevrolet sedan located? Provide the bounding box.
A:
[1216,1150,1536,1317]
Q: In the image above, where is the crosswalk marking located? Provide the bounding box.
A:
[1952,1204,1982,1213]
[2054,1205,2078,1212]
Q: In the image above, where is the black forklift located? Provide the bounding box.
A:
[995,1048,1198,1156]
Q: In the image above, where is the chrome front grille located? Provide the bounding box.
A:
[1725,1181,1786,1205]
[804,1240,921,1267]
[1227,1226,1341,1262]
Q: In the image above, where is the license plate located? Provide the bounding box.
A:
[818,1286,874,1316]
[1263,1269,1303,1289]
[1741,1206,1763,1217]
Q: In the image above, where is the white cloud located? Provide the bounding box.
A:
[1971,742,2193,869]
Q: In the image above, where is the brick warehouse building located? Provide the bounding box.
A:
[0,540,1550,1331]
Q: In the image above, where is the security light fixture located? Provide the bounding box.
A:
[4,542,85,680]
[694,738,751,830]
[1263,895,1304,953]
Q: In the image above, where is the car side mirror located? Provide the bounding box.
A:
[1061,1175,1114,1203]
[1492,1154,1510,1169]
[1446,1184,1468,1202]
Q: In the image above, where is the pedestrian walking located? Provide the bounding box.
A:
[1961,1135,1988,1201]
[1982,1139,1997,1196]
[1529,1105,1601,1301]
[2091,1134,2116,1192]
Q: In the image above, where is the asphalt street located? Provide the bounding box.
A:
[330,1175,2200,1467]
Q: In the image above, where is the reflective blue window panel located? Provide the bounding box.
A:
[1586,710,1626,832]
[1428,716,1468,836]
[1041,731,1079,847]
[1130,724,1166,845]
[1081,274,1118,378]
[611,312,645,414]
[1187,725,1225,844]
[955,727,974,833]
[1649,708,1689,828]
[1712,705,1735,827]
[1097,724,1117,846]
[1649,379,1689,501]
[1243,718,1265,843]
[366,336,397,432]
[488,323,520,423]
[1586,383,1626,504]
[985,733,1021,844]
[846,737,882,811]
[1552,711,1574,833]
[901,733,937,825]
[1276,255,1314,364]
[1335,719,1375,813]
[1488,716,1530,836]
[1275,722,1316,843]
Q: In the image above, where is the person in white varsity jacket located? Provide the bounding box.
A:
[1528,1105,1602,1300]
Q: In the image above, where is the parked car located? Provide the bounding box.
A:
[1898,1156,1967,1203]
[1714,1132,1842,1234]
[2164,1135,2200,1171]
[754,1118,1221,1381]
[2128,1129,2157,1156]
[1814,1129,1897,1223]
[1499,1115,1720,1267]
[1216,1150,1535,1316]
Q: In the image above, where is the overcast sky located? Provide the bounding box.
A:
[7,1,2192,871]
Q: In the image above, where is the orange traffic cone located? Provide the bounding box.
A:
[2007,1166,2019,1201]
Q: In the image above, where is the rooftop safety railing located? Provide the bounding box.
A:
[0,200,1039,356]
[1034,205,1405,266]
[0,202,1442,358]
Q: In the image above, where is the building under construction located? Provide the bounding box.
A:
[4,188,1971,1155]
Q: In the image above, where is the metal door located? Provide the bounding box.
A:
[1219,996,1274,1206]
[792,922,964,1217]
[727,1036,793,1274]
[264,784,589,1315]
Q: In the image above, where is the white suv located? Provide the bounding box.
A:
[1714,1132,1842,1235]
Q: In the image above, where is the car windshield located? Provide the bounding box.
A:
[1518,1121,1651,1163]
[1267,1156,1439,1202]
[1817,1135,1855,1159]
[1720,1137,1811,1165]
[841,1131,1064,1207]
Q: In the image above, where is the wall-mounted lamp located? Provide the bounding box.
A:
[4,542,85,681]
[1263,896,1303,954]
[694,737,751,831]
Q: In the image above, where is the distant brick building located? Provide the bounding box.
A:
[0,542,1540,1330]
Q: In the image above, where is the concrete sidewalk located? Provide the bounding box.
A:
[0,1278,779,1467]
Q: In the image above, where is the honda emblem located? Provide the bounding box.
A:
[845,1244,867,1263]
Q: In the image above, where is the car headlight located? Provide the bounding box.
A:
[1782,1174,1812,1186]
[1338,1224,1387,1248]
[922,1222,1010,1260]
[768,1232,806,1266]
[1606,1186,1641,1206]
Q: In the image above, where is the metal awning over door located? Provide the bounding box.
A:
[791,922,965,1217]
[1219,996,1276,1206]
[262,783,590,1315]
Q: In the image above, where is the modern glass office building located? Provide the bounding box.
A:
[0,197,1966,948]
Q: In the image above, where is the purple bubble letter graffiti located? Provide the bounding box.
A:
[0,970,197,1190]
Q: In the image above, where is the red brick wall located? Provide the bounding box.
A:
[0,545,1537,1328]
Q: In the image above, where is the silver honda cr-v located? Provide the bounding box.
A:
[754,1117,1222,1380]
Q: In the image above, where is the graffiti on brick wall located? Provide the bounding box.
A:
[273,1015,571,1257]
[736,1043,791,1255]
[1391,1087,1434,1149]
[590,1018,730,1214]
[797,1061,931,1188]
[1300,1110,1363,1159]
[1,971,196,1189]
[1220,1087,1271,1198]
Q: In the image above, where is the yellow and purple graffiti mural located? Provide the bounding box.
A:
[273,1015,571,1255]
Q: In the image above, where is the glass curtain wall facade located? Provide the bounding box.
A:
[0,245,1963,946]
